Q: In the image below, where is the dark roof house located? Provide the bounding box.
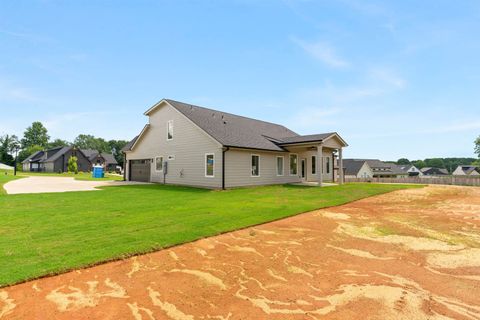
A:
[124,98,348,188]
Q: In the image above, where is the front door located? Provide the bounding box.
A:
[301,159,306,180]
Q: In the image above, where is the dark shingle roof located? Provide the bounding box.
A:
[276,133,336,144]
[122,136,138,152]
[343,159,367,176]
[125,99,347,152]
[166,99,298,151]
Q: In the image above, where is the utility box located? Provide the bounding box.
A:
[92,165,104,178]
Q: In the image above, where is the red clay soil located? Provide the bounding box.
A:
[1,185,480,320]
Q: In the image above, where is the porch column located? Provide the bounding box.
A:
[317,144,323,187]
[338,147,344,184]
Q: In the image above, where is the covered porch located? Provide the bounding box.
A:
[278,132,348,187]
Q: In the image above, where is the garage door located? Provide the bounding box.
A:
[130,159,151,182]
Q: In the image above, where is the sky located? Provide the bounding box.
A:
[1,0,479,160]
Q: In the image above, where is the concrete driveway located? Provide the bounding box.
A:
[4,176,146,194]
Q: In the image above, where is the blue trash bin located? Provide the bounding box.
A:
[92,165,104,178]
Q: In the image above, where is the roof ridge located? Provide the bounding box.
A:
[165,99,296,134]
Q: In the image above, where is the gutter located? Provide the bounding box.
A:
[222,147,229,190]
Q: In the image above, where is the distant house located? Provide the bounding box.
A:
[351,159,408,178]
[452,165,479,176]
[397,164,423,177]
[343,159,374,178]
[420,167,449,176]
[81,149,118,172]
[22,146,117,173]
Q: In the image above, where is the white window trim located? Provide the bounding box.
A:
[276,156,284,176]
[251,154,260,177]
[311,155,316,175]
[289,153,298,176]
[167,120,173,141]
[325,156,330,174]
[205,153,215,178]
[155,156,163,172]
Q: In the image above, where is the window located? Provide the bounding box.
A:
[205,153,214,177]
[276,156,284,176]
[325,157,330,174]
[251,155,260,176]
[289,154,298,175]
[312,156,316,174]
[167,120,173,140]
[155,156,163,171]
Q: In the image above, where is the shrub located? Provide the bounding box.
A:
[67,156,78,174]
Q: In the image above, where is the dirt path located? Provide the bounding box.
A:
[2,185,480,319]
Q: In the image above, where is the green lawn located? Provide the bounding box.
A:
[0,182,422,287]
[0,170,23,195]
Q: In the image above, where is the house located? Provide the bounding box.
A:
[420,167,449,176]
[452,165,479,176]
[397,164,423,177]
[350,159,408,178]
[123,99,348,188]
[22,146,117,173]
[22,146,91,173]
[343,159,374,178]
[81,149,118,172]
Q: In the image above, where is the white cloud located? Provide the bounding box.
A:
[292,37,349,68]
[368,67,406,89]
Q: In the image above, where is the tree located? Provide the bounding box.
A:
[73,134,109,152]
[108,139,128,166]
[21,122,49,149]
[411,160,426,169]
[0,134,19,166]
[48,139,71,149]
[424,158,445,169]
[67,156,78,174]
[475,135,480,158]
[396,158,410,165]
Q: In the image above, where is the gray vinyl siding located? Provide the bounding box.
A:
[126,102,222,188]
[225,149,300,187]
[51,150,91,173]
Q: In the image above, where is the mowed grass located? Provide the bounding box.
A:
[0,170,23,195]
[0,182,422,287]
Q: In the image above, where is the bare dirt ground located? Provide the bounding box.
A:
[1,185,480,319]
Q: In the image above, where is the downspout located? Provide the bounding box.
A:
[222,147,229,190]
[122,152,126,181]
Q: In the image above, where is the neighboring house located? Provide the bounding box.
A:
[420,167,449,176]
[0,162,14,170]
[123,99,348,188]
[350,159,408,178]
[82,149,118,172]
[22,146,117,173]
[452,165,480,176]
[343,159,374,178]
[397,164,423,177]
[22,146,91,173]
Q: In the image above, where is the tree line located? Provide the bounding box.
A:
[0,121,129,167]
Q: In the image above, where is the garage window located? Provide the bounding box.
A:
[155,156,163,172]
[205,153,214,177]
